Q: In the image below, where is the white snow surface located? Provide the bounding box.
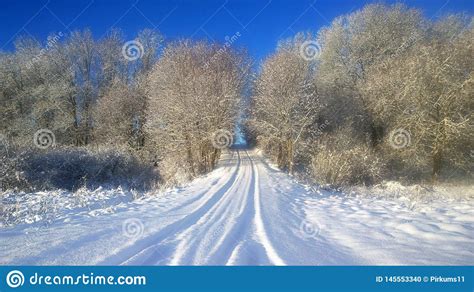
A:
[0,149,473,265]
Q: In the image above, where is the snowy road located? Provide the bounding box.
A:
[1,149,473,265]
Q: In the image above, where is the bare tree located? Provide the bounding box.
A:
[94,29,163,149]
[363,15,473,179]
[316,3,425,144]
[251,33,320,174]
[146,40,250,179]
[0,35,73,146]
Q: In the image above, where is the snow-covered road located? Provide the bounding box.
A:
[1,149,473,265]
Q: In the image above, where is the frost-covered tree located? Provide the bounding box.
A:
[146,40,250,178]
[251,33,320,174]
[316,3,425,144]
[94,29,163,149]
[363,15,473,179]
[0,35,73,146]
[252,3,472,184]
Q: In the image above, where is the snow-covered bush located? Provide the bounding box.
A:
[311,146,384,187]
[346,181,474,203]
[0,186,141,227]
[310,128,385,186]
[0,148,32,191]
[0,146,159,192]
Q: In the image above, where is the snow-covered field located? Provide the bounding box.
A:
[0,149,472,265]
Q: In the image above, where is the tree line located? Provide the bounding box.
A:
[248,3,472,185]
[0,28,250,188]
[0,3,472,190]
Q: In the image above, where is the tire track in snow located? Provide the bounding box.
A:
[167,150,252,265]
[3,149,472,265]
[122,150,269,265]
[98,151,244,265]
[199,151,257,264]
[247,150,286,265]
[165,150,238,214]
[134,149,286,265]
[168,150,285,265]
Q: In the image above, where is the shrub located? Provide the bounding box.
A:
[310,128,385,186]
[0,146,159,192]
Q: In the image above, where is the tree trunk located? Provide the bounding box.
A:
[277,142,284,169]
[287,140,294,175]
[432,116,446,182]
[432,150,442,181]
[185,134,195,176]
[211,148,219,169]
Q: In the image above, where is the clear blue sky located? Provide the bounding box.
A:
[1,0,472,62]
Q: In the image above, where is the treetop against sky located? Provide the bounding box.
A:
[1,0,473,62]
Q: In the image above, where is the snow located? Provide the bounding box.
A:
[0,149,472,265]
[0,187,139,227]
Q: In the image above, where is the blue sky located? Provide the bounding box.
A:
[1,0,472,62]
